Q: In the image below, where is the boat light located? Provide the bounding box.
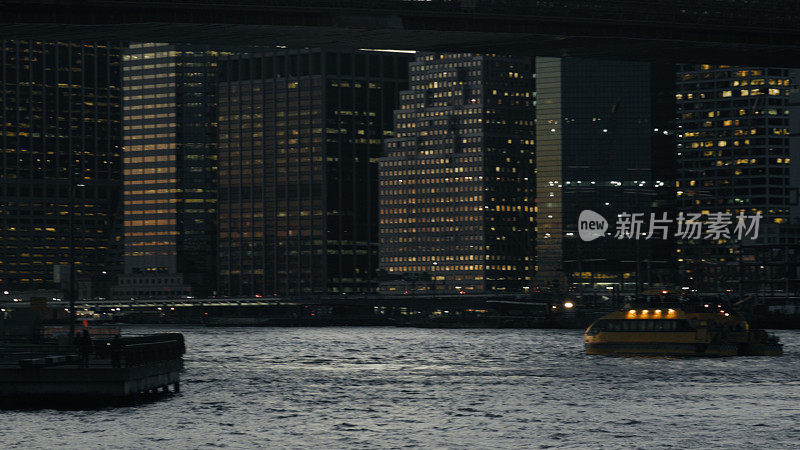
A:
[724,313,730,317]
[704,304,709,308]
[563,301,575,309]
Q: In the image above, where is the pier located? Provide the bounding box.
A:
[0,333,185,406]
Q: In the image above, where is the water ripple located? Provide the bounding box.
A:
[1,326,799,449]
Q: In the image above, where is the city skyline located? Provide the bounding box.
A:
[2,41,800,299]
[1,6,800,449]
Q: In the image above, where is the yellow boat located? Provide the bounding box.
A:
[584,303,783,356]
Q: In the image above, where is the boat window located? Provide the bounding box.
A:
[586,321,605,335]
[590,319,700,332]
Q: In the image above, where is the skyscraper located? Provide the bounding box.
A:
[534,57,676,295]
[113,43,225,299]
[676,65,800,293]
[379,53,536,294]
[217,49,410,296]
[0,40,122,294]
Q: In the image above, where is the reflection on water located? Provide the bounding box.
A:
[3,326,800,448]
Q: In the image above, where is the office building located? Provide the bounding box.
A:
[114,43,225,299]
[0,40,122,295]
[217,49,410,296]
[379,53,536,293]
[534,57,676,294]
[676,65,800,293]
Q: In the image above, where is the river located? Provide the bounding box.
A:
[3,326,800,449]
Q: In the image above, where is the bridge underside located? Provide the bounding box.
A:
[1,22,796,66]
[2,2,800,66]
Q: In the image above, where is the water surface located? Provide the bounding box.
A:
[3,326,799,448]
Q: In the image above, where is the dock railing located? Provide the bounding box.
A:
[0,332,185,369]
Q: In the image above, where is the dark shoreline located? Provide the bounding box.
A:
[103,313,800,330]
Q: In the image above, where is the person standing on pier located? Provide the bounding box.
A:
[74,329,92,367]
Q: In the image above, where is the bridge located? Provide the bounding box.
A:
[2,1,800,65]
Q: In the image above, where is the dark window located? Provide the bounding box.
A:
[325,52,338,75]
[588,319,696,334]
[264,56,273,78]
[311,53,321,75]
[340,53,352,76]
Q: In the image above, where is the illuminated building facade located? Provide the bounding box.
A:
[0,41,122,293]
[535,57,676,294]
[379,53,536,293]
[676,65,800,293]
[114,43,225,299]
[217,49,410,296]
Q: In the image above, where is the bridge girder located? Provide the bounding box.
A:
[1,1,800,65]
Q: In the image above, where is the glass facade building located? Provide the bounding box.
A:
[217,49,410,296]
[379,53,536,293]
[535,57,676,294]
[0,41,122,294]
[114,43,226,299]
[676,65,800,293]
